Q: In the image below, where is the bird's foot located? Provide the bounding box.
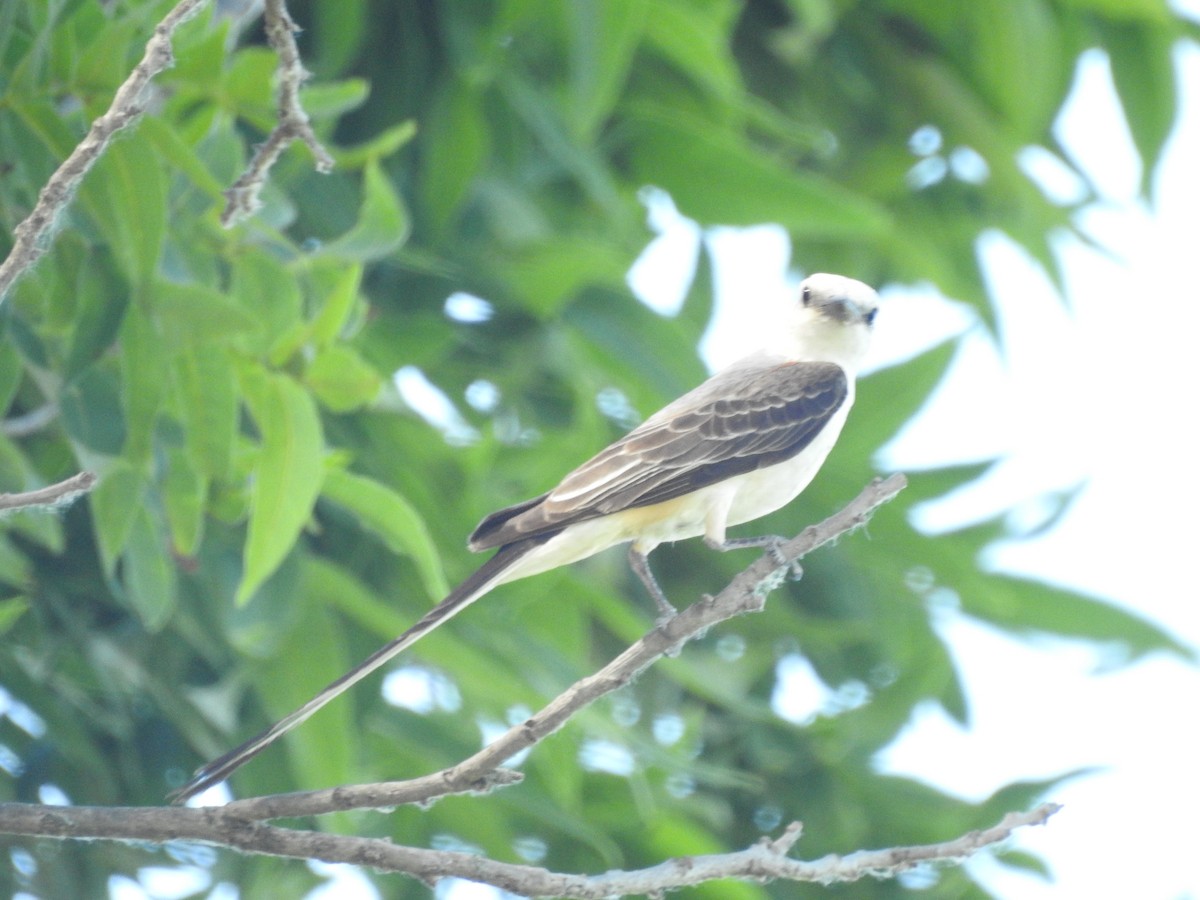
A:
[706,534,803,581]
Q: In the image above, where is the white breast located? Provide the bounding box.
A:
[723,396,852,528]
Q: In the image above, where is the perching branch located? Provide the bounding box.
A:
[0,471,97,513]
[0,0,210,304]
[0,475,1065,895]
[0,473,1061,900]
[219,0,335,226]
[221,473,910,822]
[0,797,1060,896]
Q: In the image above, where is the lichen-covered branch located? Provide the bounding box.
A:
[219,0,335,226]
[217,474,909,821]
[0,471,97,513]
[0,0,210,303]
[0,799,1060,897]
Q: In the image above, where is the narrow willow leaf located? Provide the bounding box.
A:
[304,344,383,413]
[122,505,178,631]
[236,365,325,605]
[322,467,449,600]
[320,159,410,261]
[0,596,30,634]
[90,462,145,576]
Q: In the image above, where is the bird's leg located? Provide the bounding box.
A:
[705,534,803,581]
[627,546,677,621]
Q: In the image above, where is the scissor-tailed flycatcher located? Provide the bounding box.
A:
[172,272,879,802]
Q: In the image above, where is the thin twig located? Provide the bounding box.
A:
[0,471,97,513]
[217,474,908,821]
[220,0,334,226]
[0,800,1060,896]
[0,0,211,304]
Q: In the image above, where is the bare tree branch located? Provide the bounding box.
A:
[0,799,1060,896]
[220,0,335,227]
[0,471,97,513]
[0,0,210,304]
[214,473,909,821]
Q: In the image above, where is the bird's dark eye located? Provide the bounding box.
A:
[864,308,878,326]
[801,285,812,306]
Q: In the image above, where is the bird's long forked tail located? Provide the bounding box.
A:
[169,538,547,804]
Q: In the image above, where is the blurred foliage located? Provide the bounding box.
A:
[0,0,1194,897]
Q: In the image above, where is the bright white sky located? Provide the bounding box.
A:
[113,19,1200,900]
[878,41,1200,900]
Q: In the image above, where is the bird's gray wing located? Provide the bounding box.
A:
[469,360,848,549]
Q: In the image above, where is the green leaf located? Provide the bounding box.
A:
[310,0,368,74]
[162,447,207,557]
[999,849,1054,880]
[307,262,364,346]
[119,300,169,464]
[154,280,260,346]
[303,556,410,638]
[500,237,633,317]
[304,344,382,412]
[299,78,370,119]
[73,11,142,95]
[236,364,326,605]
[62,272,128,380]
[958,0,1063,135]
[1101,19,1179,191]
[9,97,79,159]
[564,0,647,140]
[1058,0,1172,21]
[642,0,743,104]
[565,288,708,404]
[0,433,33,494]
[0,597,30,634]
[139,114,226,198]
[90,462,146,576]
[0,341,25,418]
[626,107,890,236]
[321,467,449,601]
[121,504,178,631]
[971,568,1193,661]
[172,343,237,481]
[222,47,277,127]
[0,536,32,587]
[421,83,489,233]
[80,130,167,285]
[3,312,50,372]
[229,251,304,357]
[333,120,418,170]
[60,363,127,455]
[319,159,410,261]
[165,5,228,88]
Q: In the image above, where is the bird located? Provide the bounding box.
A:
[170,272,879,803]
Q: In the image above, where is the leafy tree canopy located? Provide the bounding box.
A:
[0,1,1193,896]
